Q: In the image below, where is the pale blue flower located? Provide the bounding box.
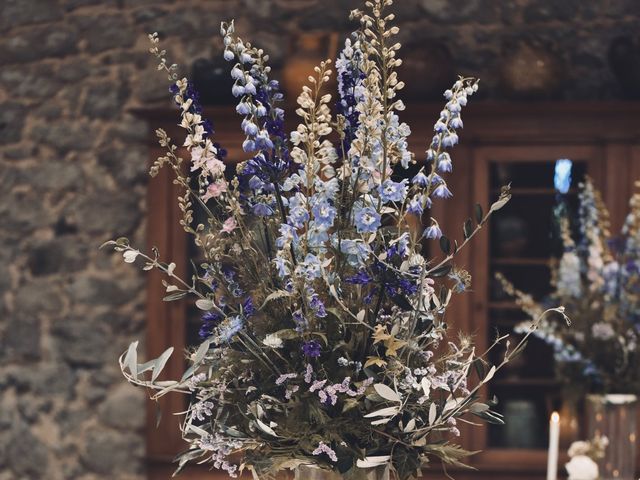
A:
[442,132,459,148]
[450,115,463,129]
[423,220,442,239]
[407,196,424,216]
[354,206,381,233]
[311,200,337,228]
[242,119,259,136]
[218,315,243,342]
[433,184,453,199]
[236,102,251,115]
[298,253,322,280]
[437,152,452,173]
[307,221,329,248]
[277,224,298,248]
[379,179,407,203]
[412,172,429,187]
[554,159,573,194]
[274,256,289,277]
[338,238,370,267]
[288,207,309,228]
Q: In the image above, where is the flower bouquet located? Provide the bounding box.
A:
[104,1,557,478]
[498,177,640,394]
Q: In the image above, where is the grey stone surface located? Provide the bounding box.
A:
[83,15,136,53]
[74,191,141,234]
[27,237,88,276]
[7,424,49,479]
[83,81,131,119]
[15,279,64,315]
[0,102,27,144]
[82,429,143,475]
[0,0,63,31]
[3,314,41,361]
[0,1,638,479]
[53,319,109,367]
[97,145,148,184]
[98,383,145,430]
[30,120,94,153]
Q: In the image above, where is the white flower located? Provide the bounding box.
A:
[565,455,598,480]
[262,333,283,349]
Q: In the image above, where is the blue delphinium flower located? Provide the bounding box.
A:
[423,220,442,240]
[199,311,223,339]
[288,207,310,229]
[345,270,373,285]
[307,222,330,249]
[554,159,572,194]
[218,315,244,343]
[335,36,366,156]
[412,172,429,188]
[337,238,371,267]
[407,195,425,216]
[311,200,337,229]
[437,152,452,173]
[252,203,274,217]
[292,309,308,332]
[354,206,381,233]
[379,179,408,203]
[302,340,322,358]
[433,184,453,199]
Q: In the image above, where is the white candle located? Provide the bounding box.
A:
[547,411,560,480]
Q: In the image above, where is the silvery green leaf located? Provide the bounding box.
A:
[163,292,187,301]
[255,418,279,437]
[482,365,497,383]
[180,363,197,383]
[443,398,463,413]
[470,403,490,413]
[363,406,399,418]
[124,341,138,380]
[152,347,174,382]
[154,380,178,387]
[356,456,391,468]
[403,418,416,432]
[123,250,140,263]
[428,402,438,425]
[193,339,211,365]
[166,262,176,276]
[370,418,391,426]
[137,359,156,374]
[195,298,214,310]
[373,383,401,403]
[259,290,291,310]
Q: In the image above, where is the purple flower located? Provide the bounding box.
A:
[345,270,373,285]
[302,340,322,358]
[252,203,274,217]
[354,206,381,233]
[199,311,222,339]
[312,441,338,462]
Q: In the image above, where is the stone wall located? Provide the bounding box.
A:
[0,1,638,479]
